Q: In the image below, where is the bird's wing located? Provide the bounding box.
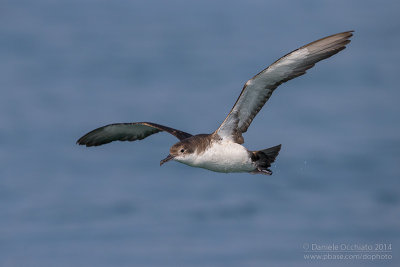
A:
[215,31,353,144]
[77,122,192,147]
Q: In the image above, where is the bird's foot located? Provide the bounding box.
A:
[250,168,273,175]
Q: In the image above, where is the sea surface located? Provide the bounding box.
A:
[1,0,399,266]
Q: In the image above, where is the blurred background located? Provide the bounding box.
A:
[1,0,399,266]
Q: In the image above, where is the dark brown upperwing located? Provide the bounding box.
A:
[215,31,353,143]
[77,122,192,147]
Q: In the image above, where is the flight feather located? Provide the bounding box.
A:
[77,122,192,147]
[215,31,353,143]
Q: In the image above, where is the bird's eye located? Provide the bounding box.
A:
[180,149,185,153]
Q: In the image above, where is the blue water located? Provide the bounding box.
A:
[1,0,399,266]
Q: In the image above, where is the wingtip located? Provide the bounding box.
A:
[335,30,354,40]
[335,30,354,35]
[344,30,354,37]
[76,137,85,146]
[76,137,92,147]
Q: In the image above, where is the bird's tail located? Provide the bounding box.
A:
[251,144,282,175]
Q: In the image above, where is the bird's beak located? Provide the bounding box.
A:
[160,154,174,166]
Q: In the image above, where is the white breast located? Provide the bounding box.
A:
[177,140,256,173]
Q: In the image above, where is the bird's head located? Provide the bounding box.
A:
[160,140,195,166]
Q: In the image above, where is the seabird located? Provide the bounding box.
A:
[77,31,353,175]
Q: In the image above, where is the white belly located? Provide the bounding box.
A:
[177,140,256,173]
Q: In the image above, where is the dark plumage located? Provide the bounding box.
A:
[77,122,192,147]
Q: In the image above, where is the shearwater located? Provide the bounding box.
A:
[77,31,353,175]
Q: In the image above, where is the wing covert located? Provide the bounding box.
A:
[77,122,192,147]
[216,31,353,143]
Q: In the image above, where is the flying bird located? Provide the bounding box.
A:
[77,31,353,175]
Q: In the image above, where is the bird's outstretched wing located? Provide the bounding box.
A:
[77,122,192,147]
[215,31,353,144]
